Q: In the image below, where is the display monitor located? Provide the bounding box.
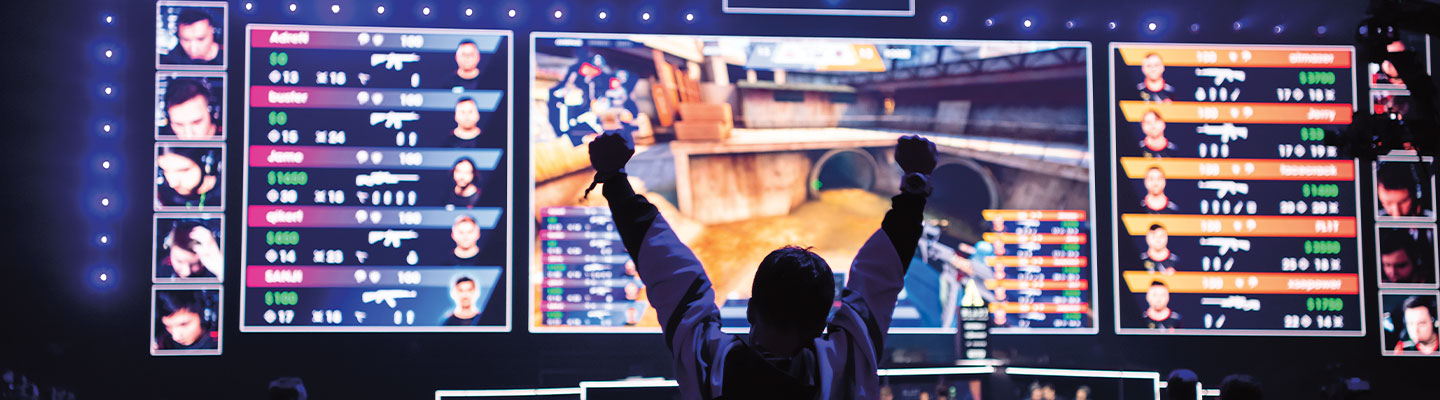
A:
[530,33,1095,334]
[1110,43,1364,335]
[240,25,513,332]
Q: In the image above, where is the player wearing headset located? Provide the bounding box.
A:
[154,290,219,350]
[157,146,221,208]
[1395,296,1439,355]
[162,77,221,140]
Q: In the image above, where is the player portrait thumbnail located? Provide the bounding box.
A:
[156,2,226,68]
[1142,280,1181,330]
[453,39,484,89]
[1382,292,1440,356]
[1374,159,1436,220]
[448,157,484,208]
[1371,92,1413,117]
[154,215,223,283]
[155,144,224,211]
[1141,166,1178,213]
[155,73,224,140]
[1140,223,1177,274]
[451,215,483,265]
[1137,53,1173,103]
[1378,227,1438,287]
[621,260,649,326]
[152,287,221,355]
[1138,110,1174,158]
[450,97,484,148]
[443,275,483,326]
[1369,33,1428,87]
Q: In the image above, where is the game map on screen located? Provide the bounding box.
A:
[531,33,1096,334]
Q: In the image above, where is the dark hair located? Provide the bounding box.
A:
[1402,295,1435,316]
[453,157,476,170]
[1077,385,1091,396]
[164,78,212,112]
[455,276,476,287]
[1219,374,1262,400]
[1376,162,1418,196]
[268,377,308,400]
[1379,229,1418,258]
[157,290,207,318]
[749,246,834,337]
[1150,280,1168,289]
[458,39,478,49]
[457,96,476,105]
[177,8,214,27]
[1165,369,1199,400]
[169,221,209,253]
[1149,223,1166,232]
[158,146,217,176]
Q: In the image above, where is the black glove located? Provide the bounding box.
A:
[584,133,634,198]
[895,135,937,175]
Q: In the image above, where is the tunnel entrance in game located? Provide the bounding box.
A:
[928,159,999,243]
[809,148,880,197]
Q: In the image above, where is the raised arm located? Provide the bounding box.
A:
[588,133,728,398]
[830,136,936,354]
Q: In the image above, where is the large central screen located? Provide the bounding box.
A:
[241,25,513,332]
[529,33,1095,334]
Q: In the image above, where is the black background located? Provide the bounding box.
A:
[1,0,1437,398]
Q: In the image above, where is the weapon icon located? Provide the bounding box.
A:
[1194,68,1248,86]
[1199,237,1253,255]
[1197,123,1249,143]
[370,52,420,71]
[355,171,421,187]
[367,229,419,248]
[361,289,417,308]
[1201,295,1261,311]
[369,111,420,129]
[1197,180,1250,199]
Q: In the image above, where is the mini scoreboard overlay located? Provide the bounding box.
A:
[1110,43,1364,336]
[242,25,513,332]
[531,33,1097,334]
